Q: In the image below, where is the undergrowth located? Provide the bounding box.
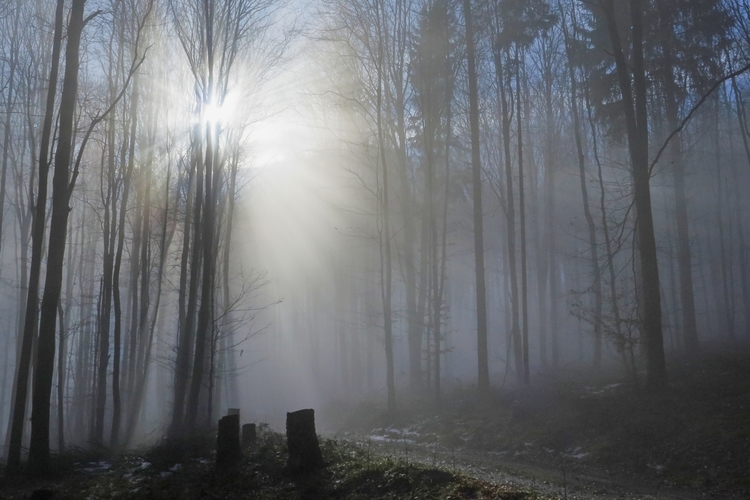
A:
[333,345,750,498]
[1,430,547,499]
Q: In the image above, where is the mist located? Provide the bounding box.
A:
[1,0,749,494]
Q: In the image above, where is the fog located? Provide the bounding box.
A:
[1,0,750,468]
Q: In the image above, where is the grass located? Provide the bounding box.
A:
[0,430,548,499]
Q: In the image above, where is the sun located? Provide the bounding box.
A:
[202,92,240,126]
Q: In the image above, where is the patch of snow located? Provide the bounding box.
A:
[564,447,589,459]
[169,464,182,472]
[368,434,415,444]
[584,383,623,396]
[81,461,112,473]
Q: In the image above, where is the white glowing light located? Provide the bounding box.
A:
[202,93,238,125]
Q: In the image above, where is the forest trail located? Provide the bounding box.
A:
[353,435,706,500]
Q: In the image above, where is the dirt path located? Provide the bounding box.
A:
[337,435,707,500]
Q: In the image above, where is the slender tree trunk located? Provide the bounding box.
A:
[714,98,733,339]
[111,76,138,447]
[464,0,489,392]
[29,0,86,472]
[516,48,529,384]
[170,123,201,437]
[603,0,666,388]
[123,164,171,447]
[665,95,699,354]
[7,0,64,471]
[221,152,238,405]
[374,3,396,413]
[435,76,452,402]
[495,47,522,380]
[562,18,602,369]
[730,75,750,339]
[186,115,217,431]
[56,301,65,452]
[94,124,115,446]
[0,0,21,258]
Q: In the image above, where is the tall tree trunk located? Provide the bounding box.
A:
[7,0,64,471]
[221,152,239,406]
[170,123,201,437]
[126,181,142,400]
[123,163,171,447]
[494,46,522,380]
[111,76,139,447]
[29,0,86,472]
[464,0,489,393]
[562,16,603,369]
[714,98,733,339]
[730,75,750,339]
[516,48,529,384]
[665,94,698,354]
[186,114,217,431]
[602,0,666,388]
[584,73,625,360]
[375,2,396,413]
[0,0,21,259]
[94,123,116,446]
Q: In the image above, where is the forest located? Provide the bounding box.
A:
[1,0,750,497]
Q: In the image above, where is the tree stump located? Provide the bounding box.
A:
[216,414,242,466]
[242,423,257,448]
[286,409,324,474]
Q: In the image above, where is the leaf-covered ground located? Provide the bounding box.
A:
[0,432,549,499]
[328,345,750,499]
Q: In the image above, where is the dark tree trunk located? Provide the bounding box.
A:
[516,48,530,384]
[730,75,750,339]
[464,0,489,393]
[28,0,86,472]
[111,75,139,448]
[603,0,667,388]
[562,16,603,369]
[187,118,217,431]
[170,123,202,437]
[6,0,64,472]
[373,4,396,414]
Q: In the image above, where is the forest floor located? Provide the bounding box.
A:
[1,345,747,499]
[0,431,551,499]
[324,343,750,499]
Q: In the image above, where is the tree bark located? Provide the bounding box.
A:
[464,0,489,393]
[562,15,603,369]
[28,0,86,472]
[602,0,666,388]
[6,0,63,471]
